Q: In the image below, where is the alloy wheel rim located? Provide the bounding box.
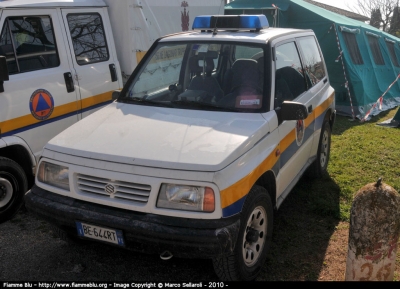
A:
[320,130,329,168]
[242,206,267,267]
[0,177,13,208]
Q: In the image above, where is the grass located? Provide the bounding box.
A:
[261,110,400,280]
[312,108,400,222]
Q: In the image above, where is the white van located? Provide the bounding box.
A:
[0,0,225,222]
[26,15,336,280]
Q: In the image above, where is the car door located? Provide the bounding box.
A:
[273,39,315,199]
[61,8,122,119]
[0,9,80,161]
[296,35,330,158]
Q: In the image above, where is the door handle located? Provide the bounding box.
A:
[109,64,118,82]
[63,72,75,93]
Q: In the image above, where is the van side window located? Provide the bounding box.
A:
[297,36,326,87]
[67,13,109,65]
[274,42,306,108]
[0,16,60,74]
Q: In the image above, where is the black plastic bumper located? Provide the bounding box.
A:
[25,185,241,259]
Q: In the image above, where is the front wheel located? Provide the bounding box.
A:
[0,157,28,223]
[212,185,273,281]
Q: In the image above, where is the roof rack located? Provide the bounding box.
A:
[192,15,269,32]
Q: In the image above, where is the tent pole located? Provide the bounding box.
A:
[332,23,356,120]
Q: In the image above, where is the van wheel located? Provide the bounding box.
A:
[0,157,28,223]
[212,185,273,281]
[308,121,331,178]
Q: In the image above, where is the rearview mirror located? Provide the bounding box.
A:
[112,90,121,100]
[280,101,308,121]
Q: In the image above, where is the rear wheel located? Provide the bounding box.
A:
[0,157,28,223]
[308,120,331,178]
[212,185,273,281]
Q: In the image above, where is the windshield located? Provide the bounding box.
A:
[122,41,268,112]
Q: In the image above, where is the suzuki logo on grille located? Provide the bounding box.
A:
[105,183,116,195]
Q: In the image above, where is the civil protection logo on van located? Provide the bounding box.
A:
[29,89,54,120]
[296,119,305,146]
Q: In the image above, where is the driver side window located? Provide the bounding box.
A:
[274,42,306,108]
[0,16,60,74]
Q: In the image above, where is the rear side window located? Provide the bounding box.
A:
[0,16,60,74]
[297,36,326,87]
[342,32,363,65]
[367,35,385,65]
[67,13,109,65]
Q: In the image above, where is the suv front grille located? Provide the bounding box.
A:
[76,174,151,204]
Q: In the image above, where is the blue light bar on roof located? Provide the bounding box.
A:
[192,15,269,31]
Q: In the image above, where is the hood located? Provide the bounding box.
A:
[45,102,271,171]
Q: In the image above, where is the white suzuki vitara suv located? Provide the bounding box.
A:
[25,15,335,281]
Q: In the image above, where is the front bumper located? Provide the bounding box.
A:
[25,185,240,259]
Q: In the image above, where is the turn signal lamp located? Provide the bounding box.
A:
[192,15,269,31]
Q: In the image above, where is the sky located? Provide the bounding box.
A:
[312,0,363,14]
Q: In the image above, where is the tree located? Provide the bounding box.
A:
[353,0,398,32]
[370,8,382,29]
[389,6,400,35]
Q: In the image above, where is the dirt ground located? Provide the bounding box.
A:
[1,179,400,282]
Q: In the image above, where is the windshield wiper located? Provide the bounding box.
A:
[122,97,173,107]
[171,100,240,112]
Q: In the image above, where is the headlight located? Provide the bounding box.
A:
[157,184,215,212]
[37,161,69,191]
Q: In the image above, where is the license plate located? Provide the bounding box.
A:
[75,221,125,246]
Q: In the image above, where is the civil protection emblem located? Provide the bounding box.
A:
[29,89,54,120]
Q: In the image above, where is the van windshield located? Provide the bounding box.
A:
[122,41,268,112]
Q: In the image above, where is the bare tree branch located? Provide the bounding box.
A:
[351,0,398,31]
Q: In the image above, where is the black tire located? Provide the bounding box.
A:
[0,157,28,223]
[212,185,273,281]
[308,120,331,178]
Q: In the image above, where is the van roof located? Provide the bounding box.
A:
[0,0,106,8]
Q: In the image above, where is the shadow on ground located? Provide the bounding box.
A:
[259,173,342,281]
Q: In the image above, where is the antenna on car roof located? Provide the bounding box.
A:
[213,19,218,35]
[213,0,225,35]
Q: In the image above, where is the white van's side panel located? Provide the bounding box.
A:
[0,8,80,161]
[60,7,123,120]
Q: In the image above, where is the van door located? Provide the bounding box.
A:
[0,10,80,160]
[61,8,122,119]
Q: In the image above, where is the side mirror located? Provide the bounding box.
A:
[0,56,9,93]
[112,90,121,100]
[280,101,308,121]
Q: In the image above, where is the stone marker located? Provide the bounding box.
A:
[345,178,400,281]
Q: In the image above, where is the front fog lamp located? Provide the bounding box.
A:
[157,184,215,212]
[37,161,70,190]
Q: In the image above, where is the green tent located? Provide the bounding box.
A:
[225,0,400,120]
